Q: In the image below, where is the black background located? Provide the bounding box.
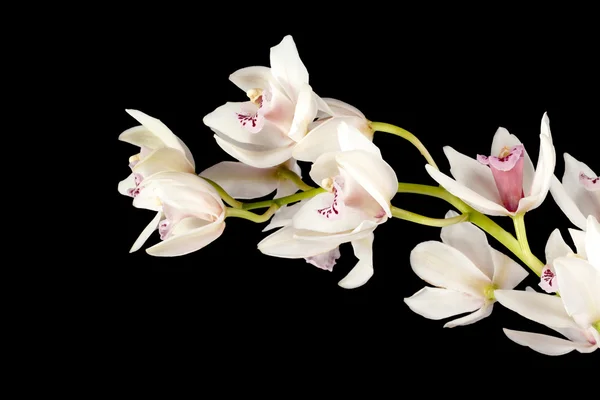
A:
[98,13,598,368]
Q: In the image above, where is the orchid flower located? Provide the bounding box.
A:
[118,110,195,200]
[203,35,332,169]
[128,171,226,256]
[199,158,303,200]
[404,211,529,327]
[540,215,600,293]
[292,98,373,163]
[550,153,599,230]
[495,258,600,356]
[426,113,555,216]
[257,121,398,289]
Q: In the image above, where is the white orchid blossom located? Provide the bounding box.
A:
[426,113,555,216]
[128,171,226,256]
[257,121,398,289]
[203,35,334,169]
[404,211,529,327]
[550,153,599,230]
[199,158,303,200]
[495,258,600,356]
[539,215,600,293]
[292,98,373,163]
[118,109,195,200]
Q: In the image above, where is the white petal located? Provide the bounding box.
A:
[293,219,379,245]
[229,66,274,92]
[214,135,294,168]
[503,329,594,356]
[336,150,398,217]
[550,175,588,230]
[410,241,491,297]
[262,201,306,232]
[444,303,493,328]
[133,147,195,178]
[275,179,299,199]
[404,287,483,320]
[585,216,600,269]
[130,211,162,253]
[494,289,577,329]
[257,226,339,258]
[545,229,573,265]
[199,161,278,200]
[293,117,346,162]
[516,134,556,213]
[203,102,292,148]
[269,35,309,102]
[338,233,375,289]
[562,153,599,221]
[568,228,587,258]
[309,152,340,186]
[444,146,502,203]
[425,164,509,217]
[291,192,366,234]
[118,173,136,196]
[553,257,600,324]
[490,128,535,193]
[440,210,494,280]
[288,84,317,142]
[124,110,194,166]
[146,219,226,257]
[490,248,529,290]
[337,121,380,156]
[321,97,366,119]
[540,112,552,142]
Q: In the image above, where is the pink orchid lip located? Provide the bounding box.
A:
[579,172,599,191]
[477,144,525,212]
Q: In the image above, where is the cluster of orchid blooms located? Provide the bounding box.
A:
[118,35,599,356]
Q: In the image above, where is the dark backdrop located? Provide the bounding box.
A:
[100,19,597,368]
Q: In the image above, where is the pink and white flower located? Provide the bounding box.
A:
[404,211,529,327]
[550,153,599,230]
[495,258,600,356]
[203,35,332,168]
[128,171,226,256]
[118,110,195,201]
[257,121,398,289]
[425,113,555,216]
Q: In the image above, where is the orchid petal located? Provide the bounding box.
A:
[309,152,341,186]
[490,248,529,290]
[337,121,380,156]
[516,134,556,213]
[503,329,595,356]
[568,228,587,259]
[292,192,366,234]
[288,84,317,142]
[199,161,278,199]
[494,289,578,329]
[490,128,535,193]
[229,66,274,92]
[293,220,379,245]
[550,175,588,230]
[562,153,599,222]
[269,35,309,102]
[133,147,195,178]
[321,98,366,119]
[262,201,306,232]
[545,229,573,265]
[293,117,349,162]
[338,233,374,289]
[553,257,600,325]
[444,303,493,328]
[146,218,226,257]
[257,226,339,258]
[118,173,136,196]
[585,216,600,269]
[130,211,162,253]
[410,241,491,297]
[336,151,398,217]
[214,135,294,168]
[404,287,483,320]
[124,110,194,166]
[275,160,302,198]
[440,210,494,280]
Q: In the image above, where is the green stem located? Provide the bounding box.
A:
[512,214,544,276]
[225,204,279,223]
[391,206,469,227]
[277,167,314,191]
[593,321,600,334]
[242,187,326,210]
[370,121,439,170]
[396,182,543,276]
[201,177,243,209]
